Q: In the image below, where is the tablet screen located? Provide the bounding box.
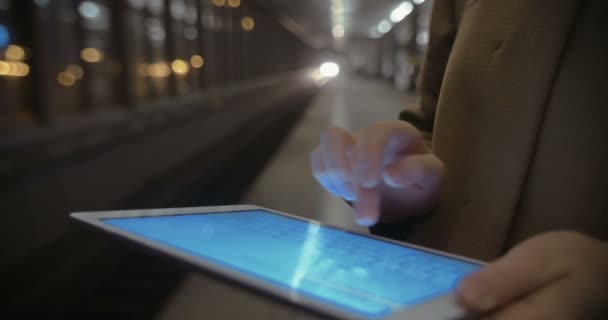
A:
[103,210,479,318]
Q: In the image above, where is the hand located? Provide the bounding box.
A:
[310,121,445,226]
[457,231,608,319]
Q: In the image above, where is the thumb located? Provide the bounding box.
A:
[456,234,571,312]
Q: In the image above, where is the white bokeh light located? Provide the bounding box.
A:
[377,20,392,34]
[332,25,345,38]
[78,1,100,19]
[320,62,340,78]
[390,2,414,23]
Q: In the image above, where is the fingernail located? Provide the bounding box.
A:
[324,178,342,197]
[342,182,356,201]
[342,193,355,201]
[356,216,377,227]
[356,165,378,188]
[382,170,400,188]
[354,188,380,226]
[341,191,355,201]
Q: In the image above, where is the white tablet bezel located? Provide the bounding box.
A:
[70,204,484,320]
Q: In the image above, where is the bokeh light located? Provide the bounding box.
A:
[212,0,226,7]
[390,2,413,23]
[5,45,25,61]
[332,25,345,38]
[57,71,76,86]
[227,0,240,8]
[0,24,9,47]
[78,1,100,19]
[171,59,189,75]
[0,60,9,75]
[0,60,29,77]
[66,64,85,79]
[17,62,29,76]
[190,55,204,69]
[377,20,392,34]
[319,62,340,78]
[80,48,103,63]
[33,0,49,8]
[147,62,171,78]
[241,17,255,31]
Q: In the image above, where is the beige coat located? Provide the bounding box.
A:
[405,0,608,261]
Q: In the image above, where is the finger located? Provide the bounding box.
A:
[457,235,570,312]
[485,276,580,320]
[311,145,355,200]
[355,121,423,189]
[354,187,381,226]
[310,146,343,197]
[320,127,356,200]
[382,154,445,194]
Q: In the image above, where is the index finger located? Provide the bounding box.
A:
[355,121,423,188]
[320,126,356,182]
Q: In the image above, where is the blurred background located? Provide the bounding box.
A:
[1,0,432,318]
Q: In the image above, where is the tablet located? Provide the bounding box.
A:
[70,205,483,320]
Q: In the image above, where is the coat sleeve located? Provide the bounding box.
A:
[399,0,463,134]
[372,0,463,241]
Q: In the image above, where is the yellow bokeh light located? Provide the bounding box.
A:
[80,48,103,63]
[190,55,204,69]
[227,0,240,8]
[5,45,26,61]
[171,59,189,75]
[17,62,30,76]
[66,64,84,79]
[0,61,9,75]
[7,61,18,76]
[57,71,76,86]
[147,62,171,78]
[0,61,30,77]
[241,16,254,31]
[212,0,226,7]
